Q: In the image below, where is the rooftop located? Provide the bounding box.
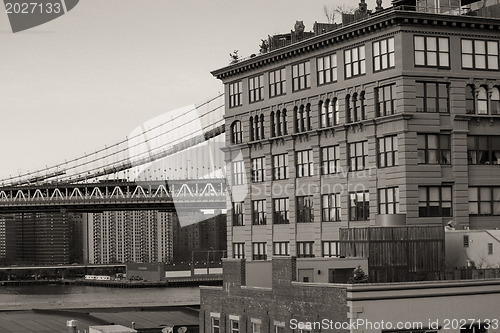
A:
[216,0,500,76]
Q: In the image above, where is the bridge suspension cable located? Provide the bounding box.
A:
[1,94,225,187]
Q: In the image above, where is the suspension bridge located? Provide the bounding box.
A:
[0,94,229,213]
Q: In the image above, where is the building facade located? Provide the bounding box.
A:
[87,210,172,264]
[0,212,83,265]
[212,1,500,261]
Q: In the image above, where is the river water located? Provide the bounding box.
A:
[0,285,200,311]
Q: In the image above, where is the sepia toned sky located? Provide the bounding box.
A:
[0,0,378,179]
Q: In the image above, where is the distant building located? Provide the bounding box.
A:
[86,210,172,264]
[0,212,83,266]
[172,212,227,264]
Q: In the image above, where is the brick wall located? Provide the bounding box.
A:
[200,257,348,333]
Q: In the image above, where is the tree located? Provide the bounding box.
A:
[349,265,369,283]
[323,5,336,24]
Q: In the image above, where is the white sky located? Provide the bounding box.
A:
[0,0,378,179]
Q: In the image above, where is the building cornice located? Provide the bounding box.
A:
[211,9,500,81]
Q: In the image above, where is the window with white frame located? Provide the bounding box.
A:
[249,75,264,103]
[251,319,262,333]
[210,313,220,333]
[321,145,340,175]
[373,37,395,72]
[414,36,449,68]
[296,149,314,177]
[317,53,338,85]
[292,61,311,91]
[233,242,245,259]
[229,81,242,108]
[462,39,499,70]
[229,315,240,333]
[232,160,245,185]
[269,68,286,97]
[323,241,340,257]
[345,45,366,78]
[273,242,290,256]
[378,135,398,168]
[378,187,400,214]
[322,193,341,222]
[297,241,314,258]
[252,199,266,225]
[252,242,267,260]
[232,202,244,226]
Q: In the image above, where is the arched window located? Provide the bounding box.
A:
[254,116,260,140]
[299,105,305,132]
[465,85,475,114]
[478,86,488,115]
[345,94,352,123]
[260,114,265,139]
[282,109,288,135]
[294,106,299,133]
[249,117,254,141]
[231,120,242,144]
[332,98,339,125]
[306,103,312,130]
[352,93,359,122]
[270,112,275,137]
[319,100,325,128]
[491,87,500,115]
[360,91,366,120]
[276,110,282,136]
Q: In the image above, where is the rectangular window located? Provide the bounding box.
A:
[321,145,340,175]
[469,187,500,216]
[273,198,289,224]
[463,235,469,248]
[378,136,398,168]
[273,153,289,180]
[269,68,286,97]
[273,242,290,256]
[349,191,370,221]
[233,243,245,259]
[376,84,396,116]
[211,315,221,333]
[489,243,494,255]
[378,187,400,214]
[297,241,314,258]
[419,186,452,217]
[230,318,239,333]
[344,45,366,78]
[416,82,449,113]
[229,81,242,108]
[296,196,314,223]
[251,157,265,183]
[232,160,245,185]
[232,202,244,226]
[296,150,314,177]
[348,141,368,171]
[462,39,499,70]
[322,241,340,257]
[417,133,451,164]
[373,37,395,72]
[252,319,262,333]
[249,75,264,103]
[292,61,311,91]
[414,36,450,68]
[252,242,267,260]
[467,135,500,165]
[317,53,338,85]
[252,200,266,225]
[322,193,341,222]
